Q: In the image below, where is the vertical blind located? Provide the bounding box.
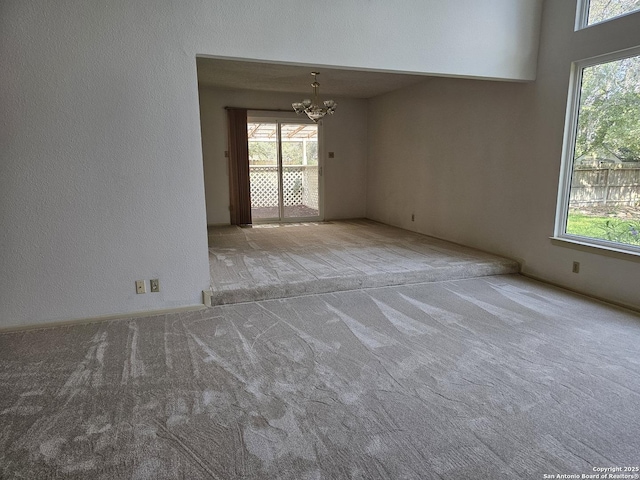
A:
[226,108,252,225]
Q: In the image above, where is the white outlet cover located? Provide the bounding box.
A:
[135,280,146,294]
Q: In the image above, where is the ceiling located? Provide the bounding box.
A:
[196,57,431,99]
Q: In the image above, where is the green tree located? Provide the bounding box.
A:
[249,141,276,164]
[249,140,318,165]
[575,54,640,161]
[588,0,640,24]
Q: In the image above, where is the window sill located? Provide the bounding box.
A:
[550,236,640,262]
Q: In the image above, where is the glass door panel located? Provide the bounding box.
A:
[247,119,320,223]
[281,123,319,219]
[248,122,280,221]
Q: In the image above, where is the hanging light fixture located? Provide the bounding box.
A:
[292,72,337,122]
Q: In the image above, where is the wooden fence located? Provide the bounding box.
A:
[570,167,640,206]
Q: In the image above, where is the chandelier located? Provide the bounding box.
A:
[292,72,337,122]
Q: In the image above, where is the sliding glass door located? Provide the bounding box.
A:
[248,116,322,222]
[248,122,280,221]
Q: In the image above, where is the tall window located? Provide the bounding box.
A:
[556,48,640,252]
[578,0,640,28]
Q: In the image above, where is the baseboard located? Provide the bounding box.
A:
[520,272,640,315]
[0,303,207,334]
[202,289,213,307]
[364,218,523,271]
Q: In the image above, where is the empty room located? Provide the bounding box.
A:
[2,1,640,479]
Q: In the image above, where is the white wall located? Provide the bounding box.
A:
[190,0,543,82]
[198,88,368,225]
[367,1,640,310]
[0,1,212,327]
[2,0,541,327]
[367,78,532,253]
[519,0,640,310]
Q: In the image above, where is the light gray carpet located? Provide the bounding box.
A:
[2,275,640,479]
[208,219,519,305]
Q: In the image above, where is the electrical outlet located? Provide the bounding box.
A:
[572,261,580,273]
[328,152,335,158]
[135,280,146,294]
[150,279,160,293]
[411,213,415,222]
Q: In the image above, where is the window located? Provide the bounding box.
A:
[556,48,640,253]
[577,0,640,29]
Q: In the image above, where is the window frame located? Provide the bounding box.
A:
[576,0,640,30]
[575,0,591,30]
[554,45,640,257]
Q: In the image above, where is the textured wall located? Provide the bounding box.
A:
[366,1,640,310]
[367,77,531,251]
[187,0,543,82]
[0,1,212,327]
[0,0,541,327]
[197,88,368,225]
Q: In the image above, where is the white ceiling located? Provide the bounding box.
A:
[196,57,432,99]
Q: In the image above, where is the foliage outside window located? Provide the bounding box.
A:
[559,51,640,250]
[249,141,318,166]
[584,0,640,26]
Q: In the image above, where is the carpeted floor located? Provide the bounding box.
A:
[207,220,520,305]
[2,274,640,479]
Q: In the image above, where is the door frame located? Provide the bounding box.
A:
[247,111,324,223]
